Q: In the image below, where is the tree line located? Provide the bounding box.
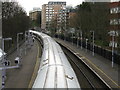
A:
[2,2,30,52]
[49,2,113,50]
[69,2,120,53]
[69,2,110,48]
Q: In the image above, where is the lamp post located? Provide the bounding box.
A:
[70,28,75,45]
[1,37,12,88]
[111,34,114,68]
[64,31,66,41]
[108,30,118,68]
[77,31,79,48]
[86,38,88,52]
[72,32,73,45]
[57,29,59,39]
[80,31,83,49]
[17,33,23,57]
[90,31,95,56]
[25,31,29,55]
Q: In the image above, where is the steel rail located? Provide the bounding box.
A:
[60,44,111,89]
[65,53,96,89]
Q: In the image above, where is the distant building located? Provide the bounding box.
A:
[57,8,69,31]
[29,8,41,21]
[41,4,47,30]
[109,1,120,48]
[41,1,67,30]
[68,11,76,29]
[85,0,110,2]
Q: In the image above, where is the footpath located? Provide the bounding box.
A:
[5,40,41,88]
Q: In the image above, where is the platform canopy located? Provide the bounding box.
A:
[0,48,6,61]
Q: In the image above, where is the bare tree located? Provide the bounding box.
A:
[2,2,30,51]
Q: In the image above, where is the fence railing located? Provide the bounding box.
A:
[6,39,25,56]
[55,35,120,65]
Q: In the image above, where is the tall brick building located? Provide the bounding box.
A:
[41,1,67,31]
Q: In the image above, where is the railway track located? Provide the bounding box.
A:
[60,44,111,90]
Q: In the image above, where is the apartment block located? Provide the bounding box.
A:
[41,1,67,31]
[29,8,41,21]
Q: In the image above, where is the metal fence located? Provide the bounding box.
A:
[6,39,25,56]
[56,35,120,65]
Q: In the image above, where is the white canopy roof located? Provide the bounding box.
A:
[0,48,5,61]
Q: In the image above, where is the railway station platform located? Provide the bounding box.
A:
[4,40,41,88]
[55,38,120,89]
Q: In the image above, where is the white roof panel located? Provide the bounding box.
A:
[30,30,81,89]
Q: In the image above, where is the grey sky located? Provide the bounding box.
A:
[17,0,84,15]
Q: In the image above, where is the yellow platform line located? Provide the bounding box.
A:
[83,56,120,88]
[58,40,120,88]
[28,42,40,88]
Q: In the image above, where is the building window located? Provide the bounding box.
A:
[46,14,48,17]
[49,16,52,19]
[49,12,52,14]
[46,9,49,11]
[110,7,120,14]
[49,9,53,11]
[110,19,120,25]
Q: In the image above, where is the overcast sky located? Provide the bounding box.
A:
[17,0,84,15]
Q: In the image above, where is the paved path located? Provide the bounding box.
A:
[5,40,41,88]
[55,38,120,88]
